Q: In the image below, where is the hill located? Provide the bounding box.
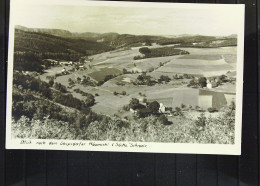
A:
[14,28,114,56]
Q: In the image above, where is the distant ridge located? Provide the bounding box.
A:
[15,25,119,38]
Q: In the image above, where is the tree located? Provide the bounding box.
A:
[75,114,86,128]
[195,113,207,127]
[175,107,183,116]
[145,40,152,46]
[139,47,151,55]
[147,101,160,114]
[136,108,152,118]
[129,98,140,110]
[219,75,228,83]
[198,77,207,88]
[158,114,168,125]
[208,107,218,113]
[159,75,171,83]
[122,68,128,74]
[187,79,197,87]
[137,74,144,81]
[54,82,67,93]
[48,79,54,87]
[84,94,95,107]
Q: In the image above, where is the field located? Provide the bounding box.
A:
[88,67,121,81]
[37,44,237,117]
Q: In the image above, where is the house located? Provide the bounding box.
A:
[131,67,143,73]
[60,61,72,66]
[206,80,212,89]
[206,79,218,89]
[97,38,104,43]
[159,103,166,113]
[130,108,137,114]
[43,59,59,65]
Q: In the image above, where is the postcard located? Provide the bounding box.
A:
[6,0,245,155]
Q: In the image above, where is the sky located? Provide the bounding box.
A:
[11,1,243,36]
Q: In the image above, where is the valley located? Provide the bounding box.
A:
[11,26,237,143]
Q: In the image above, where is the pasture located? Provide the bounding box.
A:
[88,67,121,81]
[154,47,236,77]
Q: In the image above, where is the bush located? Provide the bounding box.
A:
[137,108,152,118]
[208,107,218,113]
[129,98,140,110]
[158,114,169,125]
[147,101,160,114]
[123,105,130,111]
[174,107,183,116]
[54,82,67,93]
[139,47,151,55]
[198,77,207,88]
[84,94,95,107]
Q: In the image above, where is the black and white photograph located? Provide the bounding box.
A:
[6,0,245,154]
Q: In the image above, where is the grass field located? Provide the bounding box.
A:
[37,45,237,117]
[88,67,121,81]
[179,54,222,60]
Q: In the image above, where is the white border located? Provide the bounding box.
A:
[6,0,245,155]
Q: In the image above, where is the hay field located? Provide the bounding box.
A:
[154,47,237,77]
[88,67,121,81]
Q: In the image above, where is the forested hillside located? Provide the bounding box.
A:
[14,28,114,56]
[13,28,115,72]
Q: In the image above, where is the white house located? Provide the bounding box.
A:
[206,80,212,89]
[61,68,66,73]
[131,67,143,73]
[130,108,137,114]
[159,103,166,113]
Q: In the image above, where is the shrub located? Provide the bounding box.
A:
[84,94,95,107]
[198,77,207,88]
[123,105,130,111]
[54,82,67,93]
[208,107,218,113]
[158,114,169,125]
[137,108,152,118]
[195,113,207,128]
[175,107,183,116]
[139,47,151,55]
[129,98,140,110]
[147,101,160,114]
[122,68,128,74]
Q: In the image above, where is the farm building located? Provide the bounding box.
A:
[206,79,218,89]
[159,103,166,113]
[60,61,73,65]
[171,88,235,110]
[131,67,143,73]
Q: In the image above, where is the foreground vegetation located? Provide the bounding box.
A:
[12,103,235,144]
